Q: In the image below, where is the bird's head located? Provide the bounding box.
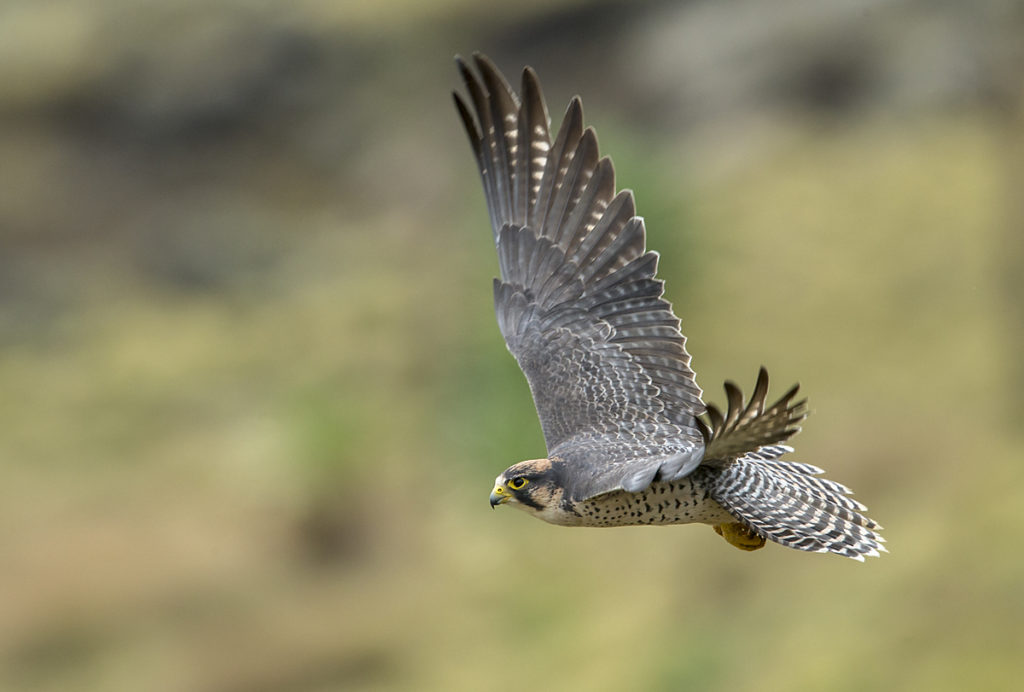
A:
[489,458,566,522]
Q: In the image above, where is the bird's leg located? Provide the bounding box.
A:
[713,522,766,551]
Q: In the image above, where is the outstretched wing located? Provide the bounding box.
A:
[699,367,807,464]
[454,54,705,500]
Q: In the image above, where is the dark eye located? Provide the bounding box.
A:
[507,477,529,490]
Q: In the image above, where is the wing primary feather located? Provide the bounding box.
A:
[579,216,646,285]
[513,99,529,224]
[456,57,502,237]
[453,91,495,232]
[453,92,481,151]
[704,370,807,462]
[742,366,770,420]
[557,156,614,251]
[568,189,635,266]
[533,98,583,232]
[547,128,598,249]
[723,381,744,431]
[475,54,519,229]
[519,67,550,222]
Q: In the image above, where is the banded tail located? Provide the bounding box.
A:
[702,370,886,560]
[710,445,886,560]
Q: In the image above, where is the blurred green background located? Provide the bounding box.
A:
[2,1,1023,690]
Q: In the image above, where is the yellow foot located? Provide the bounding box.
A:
[713,522,766,551]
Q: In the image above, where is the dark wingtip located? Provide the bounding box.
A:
[455,54,478,89]
[473,52,503,84]
[453,91,480,140]
[520,65,549,126]
[755,366,769,393]
[792,397,809,421]
[566,96,584,121]
[454,54,476,88]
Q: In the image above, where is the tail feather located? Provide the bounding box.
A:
[751,453,870,515]
[710,447,885,561]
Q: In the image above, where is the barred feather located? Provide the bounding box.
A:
[701,373,884,559]
[710,447,886,560]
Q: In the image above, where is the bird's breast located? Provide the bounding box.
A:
[570,475,734,527]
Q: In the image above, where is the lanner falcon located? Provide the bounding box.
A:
[453,54,885,560]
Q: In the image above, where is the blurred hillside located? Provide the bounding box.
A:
[1,1,1023,691]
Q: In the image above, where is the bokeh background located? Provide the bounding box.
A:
[2,1,1023,690]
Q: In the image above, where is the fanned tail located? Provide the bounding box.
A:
[710,445,886,560]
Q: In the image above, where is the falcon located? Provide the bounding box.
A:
[453,54,885,559]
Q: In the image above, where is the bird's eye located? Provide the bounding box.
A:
[507,477,529,490]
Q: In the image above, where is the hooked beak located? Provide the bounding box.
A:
[490,486,510,508]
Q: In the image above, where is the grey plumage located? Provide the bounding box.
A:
[457,54,885,560]
[456,54,704,500]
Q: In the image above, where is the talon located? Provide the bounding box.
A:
[713,522,766,551]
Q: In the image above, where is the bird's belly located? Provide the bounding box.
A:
[570,476,734,527]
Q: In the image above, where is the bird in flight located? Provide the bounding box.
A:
[453,54,885,559]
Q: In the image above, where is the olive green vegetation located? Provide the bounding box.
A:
[1,2,1022,691]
